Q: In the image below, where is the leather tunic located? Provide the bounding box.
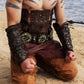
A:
[21,9,53,35]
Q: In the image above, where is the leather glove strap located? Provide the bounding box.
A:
[53,22,74,54]
[5,23,27,64]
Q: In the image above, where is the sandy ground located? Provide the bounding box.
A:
[0,11,84,84]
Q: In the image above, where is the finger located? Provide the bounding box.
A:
[24,69,34,73]
[69,54,75,61]
[26,64,35,69]
[69,53,73,58]
[71,55,77,61]
[65,56,71,63]
[72,56,77,61]
[72,58,76,61]
[30,58,36,65]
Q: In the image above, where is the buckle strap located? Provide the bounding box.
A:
[21,29,53,43]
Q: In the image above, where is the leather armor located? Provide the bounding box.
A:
[53,22,73,54]
[5,23,27,64]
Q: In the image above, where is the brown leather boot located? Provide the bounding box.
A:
[11,55,37,84]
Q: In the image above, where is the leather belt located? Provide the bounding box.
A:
[21,29,53,43]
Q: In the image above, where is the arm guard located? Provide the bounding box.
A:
[53,22,73,54]
[5,23,27,64]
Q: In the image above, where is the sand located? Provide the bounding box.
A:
[0,11,84,84]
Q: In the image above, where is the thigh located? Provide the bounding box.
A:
[35,40,78,80]
[36,40,65,60]
[36,56,77,80]
[35,40,64,73]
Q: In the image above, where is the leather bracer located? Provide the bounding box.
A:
[53,22,73,54]
[5,23,27,64]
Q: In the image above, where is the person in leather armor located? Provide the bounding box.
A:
[6,0,78,84]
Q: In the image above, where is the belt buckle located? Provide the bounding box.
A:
[21,32,32,43]
[38,34,47,43]
[21,28,53,43]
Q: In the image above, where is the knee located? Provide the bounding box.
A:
[50,59,78,81]
[60,66,78,81]
[12,72,36,84]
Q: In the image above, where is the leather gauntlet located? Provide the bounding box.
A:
[53,22,73,54]
[5,23,27,64]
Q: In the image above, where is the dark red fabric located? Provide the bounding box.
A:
[11,39,78,83]
[24,40,65,60]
